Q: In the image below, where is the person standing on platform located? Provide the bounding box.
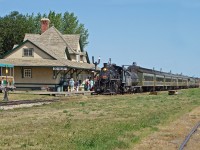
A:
[89,77,94,91]
[75,80,79,91]
[69,78,74,92]
[85,77,89,91]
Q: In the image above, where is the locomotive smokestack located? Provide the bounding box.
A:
[103,63,108,68]
[133,62,137,66]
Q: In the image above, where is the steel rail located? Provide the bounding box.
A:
[0,99,59,106]
[179,121,200,150]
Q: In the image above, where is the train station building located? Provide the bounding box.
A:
[0,18,97,91]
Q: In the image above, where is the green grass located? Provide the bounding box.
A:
[0,88,200,149]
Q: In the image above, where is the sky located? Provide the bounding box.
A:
[0,0,200,77]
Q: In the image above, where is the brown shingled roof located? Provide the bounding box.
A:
[62,34,80,52]
[2,25,95,70]
[24,34,40,42]
[24,26,81,58]
[0,58,95,70]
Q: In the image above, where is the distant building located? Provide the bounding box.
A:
[0,18,96,90]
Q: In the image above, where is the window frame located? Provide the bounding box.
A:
[23,48,34,57]
[24,68,32,78]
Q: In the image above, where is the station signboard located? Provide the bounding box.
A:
[53,67,68,70]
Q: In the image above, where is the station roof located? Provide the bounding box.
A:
[0,58,98,70]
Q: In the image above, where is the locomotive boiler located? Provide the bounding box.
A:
[94,62,139,94]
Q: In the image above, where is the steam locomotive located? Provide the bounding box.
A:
[94,62,140,94]
[93,62,199,94]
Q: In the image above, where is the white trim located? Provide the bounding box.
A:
[24,69,32,78]
[23,48,34,57]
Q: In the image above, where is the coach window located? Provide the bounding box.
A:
[144,75,153,81]
[23,48,34,57]
[24,69,32,78]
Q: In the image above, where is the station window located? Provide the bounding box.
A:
[23,48,34,57]
[24,69,32,78]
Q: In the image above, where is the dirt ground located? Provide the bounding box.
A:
[133,106,200,150]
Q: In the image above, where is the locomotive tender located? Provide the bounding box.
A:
[93,62,199,94]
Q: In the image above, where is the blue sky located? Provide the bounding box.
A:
[0,0,200,77]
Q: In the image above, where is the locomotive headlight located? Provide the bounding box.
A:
[103,68,107,71]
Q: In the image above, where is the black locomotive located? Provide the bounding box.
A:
[93,61,199,95]
[94,62,139,94]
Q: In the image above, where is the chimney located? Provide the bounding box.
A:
[41,18,50,34]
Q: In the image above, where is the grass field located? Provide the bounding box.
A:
[0,88,200,150]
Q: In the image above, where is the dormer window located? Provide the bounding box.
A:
[23,48,34,57]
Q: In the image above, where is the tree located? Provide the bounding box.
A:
[0,11,89,56]
[62,12,89,50]
[48,11,62,30]
[0,11,35,55]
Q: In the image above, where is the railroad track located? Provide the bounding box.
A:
[179,121,200,150]
[0,90,94,107]
[0,98,60,106]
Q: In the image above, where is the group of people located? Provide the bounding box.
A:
[67,77,94,92]
[83,77,94,91]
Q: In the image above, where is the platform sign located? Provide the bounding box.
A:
[53,67,68,70]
